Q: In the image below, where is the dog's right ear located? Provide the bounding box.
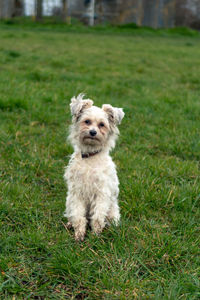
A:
[70,94,93,121]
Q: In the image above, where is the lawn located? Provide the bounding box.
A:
[0,23,200,299]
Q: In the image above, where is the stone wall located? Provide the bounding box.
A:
[70,0,176,28]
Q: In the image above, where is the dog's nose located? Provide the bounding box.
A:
[89,130,97,137]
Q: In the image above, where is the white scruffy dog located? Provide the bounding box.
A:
[64,94,124,241]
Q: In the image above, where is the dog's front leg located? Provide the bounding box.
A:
[73,217,87,242]
[107,200,120,225]
[90,196,110,235]
[65,196,87,241]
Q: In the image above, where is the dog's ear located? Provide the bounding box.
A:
[70,94,93,120]
[102,104,124,125]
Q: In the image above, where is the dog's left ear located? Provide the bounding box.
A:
[102,104,124,125]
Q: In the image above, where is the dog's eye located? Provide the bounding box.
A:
[99,122,105,127]
[85,119,91,125]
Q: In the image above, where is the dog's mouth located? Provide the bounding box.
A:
[83,136,100,143]
[84,136,99,141]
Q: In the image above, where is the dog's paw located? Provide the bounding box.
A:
[66,221,73,229]
[75,230,85,242]
[91,220,104,235]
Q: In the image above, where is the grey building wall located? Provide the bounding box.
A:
[0,0,24,18]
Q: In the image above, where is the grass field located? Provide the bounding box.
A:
[0,23,200,299]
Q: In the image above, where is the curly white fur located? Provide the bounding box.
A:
[64,94,124,241]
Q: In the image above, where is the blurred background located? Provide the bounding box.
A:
[0,0,200,29]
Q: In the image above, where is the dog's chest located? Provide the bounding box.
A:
[70,158,113,182]
[66,155,118,199]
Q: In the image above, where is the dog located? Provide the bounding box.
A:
[64,94,124,241]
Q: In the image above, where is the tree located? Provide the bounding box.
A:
[61,0,67,22]
[35,0,43,21]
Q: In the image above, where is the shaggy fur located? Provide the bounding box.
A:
[64,94,124,241]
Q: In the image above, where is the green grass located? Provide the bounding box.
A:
[0,23,200,299]
[1,17,200,37]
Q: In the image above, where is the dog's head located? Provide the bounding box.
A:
[69,94,124,153]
